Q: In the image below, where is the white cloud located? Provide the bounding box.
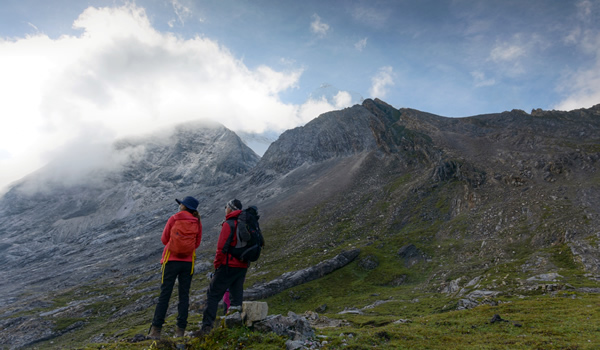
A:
[488,39,528,76]
[577,0,593,20]
[489,43,525,63]
[170,0,193,26]
[351,6,389,28]
[27,22,39,31]
[369,66,395,99]
[295,97,337,124]
[555,31,600,111]
[0,4,320,191]
[555,2,600,111]
[471,71,495,87]
[554,68,600,111]
[310,14,329,38]
[333,91,352,109]
[354,37,367,51]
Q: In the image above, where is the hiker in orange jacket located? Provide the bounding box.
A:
[200,199,248,333]
[149,196,202,340]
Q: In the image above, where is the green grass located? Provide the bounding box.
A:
[72,292,600,350]
[323,293,600,349]
[18,171,600,350]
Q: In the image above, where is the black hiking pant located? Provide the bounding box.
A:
[202,266,247,328]
[152,260,193,329]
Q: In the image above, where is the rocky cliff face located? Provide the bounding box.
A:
[0,121,259,309]
[382,100,600,274]
[1,99,599,349]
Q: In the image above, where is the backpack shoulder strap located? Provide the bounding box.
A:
[222,218,237,253]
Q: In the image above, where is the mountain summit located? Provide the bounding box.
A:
[0,99,599,348]
[0,121,259,307]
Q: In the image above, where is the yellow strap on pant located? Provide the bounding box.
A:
[161,250,195,283]
[191,251,195,275]
[161,250,171,284]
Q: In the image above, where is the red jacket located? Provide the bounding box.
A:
[214,210,249,269]
[160,211,202,264]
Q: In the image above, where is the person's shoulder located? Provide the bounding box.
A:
[225,210,242,220]
[173,211,196,220]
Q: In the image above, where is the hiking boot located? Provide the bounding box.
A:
[148,325,161,340]
[175,327,185,338]
[192,324,212,338]
[226,305,241,315]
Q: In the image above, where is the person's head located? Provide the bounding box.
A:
[225,199,242,214]
[176,196,199,212]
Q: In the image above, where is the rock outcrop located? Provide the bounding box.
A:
[244,249,360,300]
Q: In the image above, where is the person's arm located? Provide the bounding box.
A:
[213,220,232,268]
[195,219,203,248]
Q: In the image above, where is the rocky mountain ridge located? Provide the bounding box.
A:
[0,121,259,308]
[1,98,599,349]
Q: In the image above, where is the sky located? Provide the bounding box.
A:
[1,0,600,192]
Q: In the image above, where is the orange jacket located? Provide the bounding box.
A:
[160,210,202,264]
[214,210,249,269]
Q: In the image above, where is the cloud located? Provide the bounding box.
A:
[554,68,600,111]
[27,22,39,31]
[554,31,600,111]
[554,1,600,111]
[354,37,367,51]
[369,66,395,99]
[0,4,323,191]
[576,0,593,20]
[170,0,193,27]
[351,6,389,28]
[489,43,525,63]
[16,126,142,194]
[310,14,330,38]
[333,91,352,108]
[471,71,496,87]
[295,96,343,125]
[488,39,528,76]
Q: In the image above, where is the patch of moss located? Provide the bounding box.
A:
[548,244,582,270]
[384,173,412,194]
[53,317,86,332]
[585,235,599,249]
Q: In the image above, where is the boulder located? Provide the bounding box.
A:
[526,273,562,282]
[223,311,243,328]
[397,244,427,267]
[244,249,360,300]
[457,290,501,310]
[357,254,379,270]
[253,312,315,341]
[242,301,269,326]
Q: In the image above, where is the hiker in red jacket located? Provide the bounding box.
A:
[200,199,248,333]
[149,196,202,340]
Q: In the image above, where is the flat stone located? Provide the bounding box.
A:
[526,273,562,282]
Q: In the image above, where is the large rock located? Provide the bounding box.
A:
[457,290,501,310]
[526,273,562,282]
[242,301,269,326]
[397,244,428,267]
[357,254,379,270]
[253,312,315,341]
[244,249,360,300]
[223,311,243,328]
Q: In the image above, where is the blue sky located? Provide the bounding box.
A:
[1,0,600,191]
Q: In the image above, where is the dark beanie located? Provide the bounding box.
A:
[227,199,242,211]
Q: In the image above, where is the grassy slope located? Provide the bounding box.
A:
[24,167,600,350]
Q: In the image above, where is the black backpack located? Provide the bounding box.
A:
[223,206,264,263]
